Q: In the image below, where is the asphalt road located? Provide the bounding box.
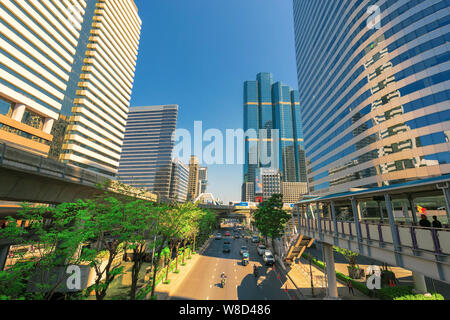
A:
[171,227,292,300]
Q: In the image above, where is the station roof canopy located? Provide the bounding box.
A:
[297,174,450,205]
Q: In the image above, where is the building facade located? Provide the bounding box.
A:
[293,0,450,195]
[169,158,189,202]
[282,182,308,204]
[198,166,208,194]
[187,155,199,201]
[242,182,255,202]
[118,105,178,199]
[242,72,307,201]
[0,0,142,177]
[255,168,282,201]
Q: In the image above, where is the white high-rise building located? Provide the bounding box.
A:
[0,0,142,177]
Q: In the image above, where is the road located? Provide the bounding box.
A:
[171,227,294,300]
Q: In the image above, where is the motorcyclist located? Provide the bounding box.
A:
[221,272,227,287]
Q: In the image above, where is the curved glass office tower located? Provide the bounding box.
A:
[293,0,450,195]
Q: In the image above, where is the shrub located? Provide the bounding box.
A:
[375,286,444,300]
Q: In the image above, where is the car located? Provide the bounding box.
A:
[240,246,248,255]
[225,231,231,237]
[252,236,259,243]
[223,243,231,253]
[234,233,240,239]
[257,245,267,255]
[263,251,275,266]
[215,233,222,240]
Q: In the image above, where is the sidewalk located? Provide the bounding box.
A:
[292,257,375,300]
[149,235,214,300]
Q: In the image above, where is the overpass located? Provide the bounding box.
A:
[0,143,156,206]
[197,203,254,226]
[281,174,450,299]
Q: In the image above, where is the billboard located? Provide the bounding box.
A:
[255,169,263,194]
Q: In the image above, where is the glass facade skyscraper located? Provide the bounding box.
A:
[293,0,450,195]
[0,0,142,177]
[242,72,307,200]
[118,105,178,199]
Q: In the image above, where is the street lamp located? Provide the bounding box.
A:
[309,258,315,297]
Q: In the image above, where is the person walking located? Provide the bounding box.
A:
[419,214,431,227]
[347,280,354,296]
[432,216,442,228]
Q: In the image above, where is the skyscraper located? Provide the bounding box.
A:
[187,155,199,201]
[169,159,189,203]
[0,0,142,177]
[242,72,307,201]
[293,0,450,195]
[198,167,208,194]
[118,105,178,199]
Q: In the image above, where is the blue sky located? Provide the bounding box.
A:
[131,0,299,203]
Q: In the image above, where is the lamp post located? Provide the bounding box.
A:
[309,258,315,297]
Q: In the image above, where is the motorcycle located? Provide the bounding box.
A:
[221,277,226,288]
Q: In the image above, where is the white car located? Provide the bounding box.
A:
[263,251,275,266]
[240,246,248,255]
[215,233,222,240]
[257,245,267,255]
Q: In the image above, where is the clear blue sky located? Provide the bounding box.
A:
[131,0,299,203]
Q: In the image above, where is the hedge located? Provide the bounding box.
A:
[301,253,444,300]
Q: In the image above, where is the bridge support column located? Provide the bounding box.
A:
[323,243,339,299]
[0,245,10,271]
[330,201,338,238]
[442,187,450,220]
[350,197,363,243]
[412,272,428,294]
[316,202,322,233]
[407,195,418,226]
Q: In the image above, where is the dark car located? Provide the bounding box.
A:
[223,243,231,253]
[234,233,240,239]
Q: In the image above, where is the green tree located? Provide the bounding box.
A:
[0,202,89,300]
[253,194,290,256]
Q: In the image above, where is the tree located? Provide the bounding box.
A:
[333,246,361,279]
[148,203,192,299]
[253,194,290,256]
[0,202,90,300]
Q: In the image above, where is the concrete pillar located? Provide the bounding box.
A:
[378,201,384,223]
[412,272,428,294]
[323,243,339,299]
[407,195,418,225]
[11,103,26,122]
[442,188,450,220]
[42,118,54,134]
[350,197,362,242]
[384,194,401,251]
[330,201,338,237]
[401,200,410,223]
[0,245,10,271]
[316,202,322,232]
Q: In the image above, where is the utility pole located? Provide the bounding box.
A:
[309,258,315,297]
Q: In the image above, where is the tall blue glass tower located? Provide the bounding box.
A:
[293,0,450,195]
[243,72,307,200]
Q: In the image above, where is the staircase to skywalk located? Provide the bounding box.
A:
[282,214,314,263]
